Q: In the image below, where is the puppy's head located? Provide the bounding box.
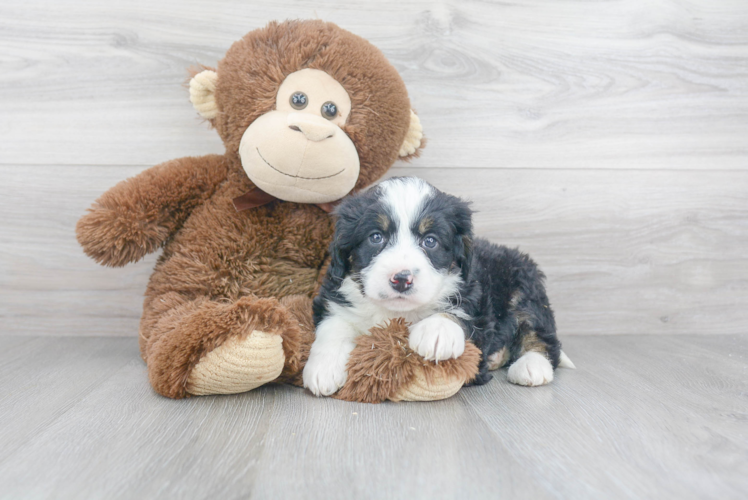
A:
[328,177,473,312]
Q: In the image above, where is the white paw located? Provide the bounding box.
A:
[302,343,352,397]
[507,352,554,387]
[408,314,465,361]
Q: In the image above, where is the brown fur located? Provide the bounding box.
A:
[336,319,481,404]
[76,155,232,267]
[211,20,416,191]
[418,216,434,234]
[142,295,303,399]
[487,347,510,370]
[75,20,462,401]
[377,213,391,232]
[275,295,316,386]
[520,331,548,356]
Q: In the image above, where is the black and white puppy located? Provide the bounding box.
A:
[303,177,574,397]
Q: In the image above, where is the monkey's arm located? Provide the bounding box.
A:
[76,154,231,267]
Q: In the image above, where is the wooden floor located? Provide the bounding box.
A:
[0,334,745,499]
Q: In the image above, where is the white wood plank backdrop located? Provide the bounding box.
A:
[1,0,747,336]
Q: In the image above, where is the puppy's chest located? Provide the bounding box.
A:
[341,302,436,335]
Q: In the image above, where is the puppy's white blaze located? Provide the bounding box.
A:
[507,352,554,387]
[362,178,454,312]
[379,177,435,234]
[302,315,358,396]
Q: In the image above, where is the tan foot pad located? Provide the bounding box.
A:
[389,367,465,402]
[186,330,285,396]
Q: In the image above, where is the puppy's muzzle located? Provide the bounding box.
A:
[389,270,414,293]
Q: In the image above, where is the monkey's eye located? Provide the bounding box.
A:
[321,101,338,119]
[290,92,308,110]
[369,232,384,245]
[422,236,438,249]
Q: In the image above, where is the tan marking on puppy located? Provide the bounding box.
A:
[462,235,472,254]
[377,213,390,232]
[418,216,433,234]
[520,331,547,356]
[509,290,523,308]
[486,347,509,370]
[514,310,532,327]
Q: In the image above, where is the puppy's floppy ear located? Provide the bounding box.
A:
[450,197,474,282]
[326,187,381,285]
[326,233,351,286]
[326,192,373,285]
[456,234,473,283]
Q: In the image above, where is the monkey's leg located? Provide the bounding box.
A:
[335,318,482,404]
[140,294,303,399]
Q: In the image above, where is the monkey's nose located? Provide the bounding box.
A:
[287,113,336,142]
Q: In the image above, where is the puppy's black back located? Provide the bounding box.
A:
[463,238,561,384]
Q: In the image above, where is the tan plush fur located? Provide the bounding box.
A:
[76,20,477,402]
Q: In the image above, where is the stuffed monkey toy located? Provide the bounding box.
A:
[76,20,480,402]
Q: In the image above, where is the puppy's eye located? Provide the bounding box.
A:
[369,232,384,244]
[321,101,338,119]
[290,92,308,110]
[422,236,438,249]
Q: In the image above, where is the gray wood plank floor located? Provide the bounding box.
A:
[0,335,746,499]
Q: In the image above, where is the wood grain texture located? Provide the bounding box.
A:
[0,334,745,499]
[0,337,134,463]
[0,0,747,168]
[1,1,747,338]
[2,165,746,336]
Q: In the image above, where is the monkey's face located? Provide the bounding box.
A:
[238,69,360,204]
[188,21,425,202]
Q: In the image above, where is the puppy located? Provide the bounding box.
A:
[303,177,574,397]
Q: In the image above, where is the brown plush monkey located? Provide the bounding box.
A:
[76,20,480,402]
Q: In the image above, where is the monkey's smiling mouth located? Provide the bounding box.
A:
[257,148,344,180]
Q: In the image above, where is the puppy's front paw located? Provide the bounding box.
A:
[408,314,466,361]
[507,352,554,387]
[303,347,350,397]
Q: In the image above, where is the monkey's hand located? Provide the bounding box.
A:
[76,154,230,267]
[76,200,169,267]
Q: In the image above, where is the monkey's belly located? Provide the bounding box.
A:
[213,256,321,299]
[148,188,333,302]
[149,245,324,301]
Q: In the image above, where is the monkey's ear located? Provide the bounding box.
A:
[189,70,219,120]
[398,110,424,158]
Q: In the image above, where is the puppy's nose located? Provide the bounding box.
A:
[390,270,413,293]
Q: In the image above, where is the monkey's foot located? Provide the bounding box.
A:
[186,330,285,396]
[389,367,466,402]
